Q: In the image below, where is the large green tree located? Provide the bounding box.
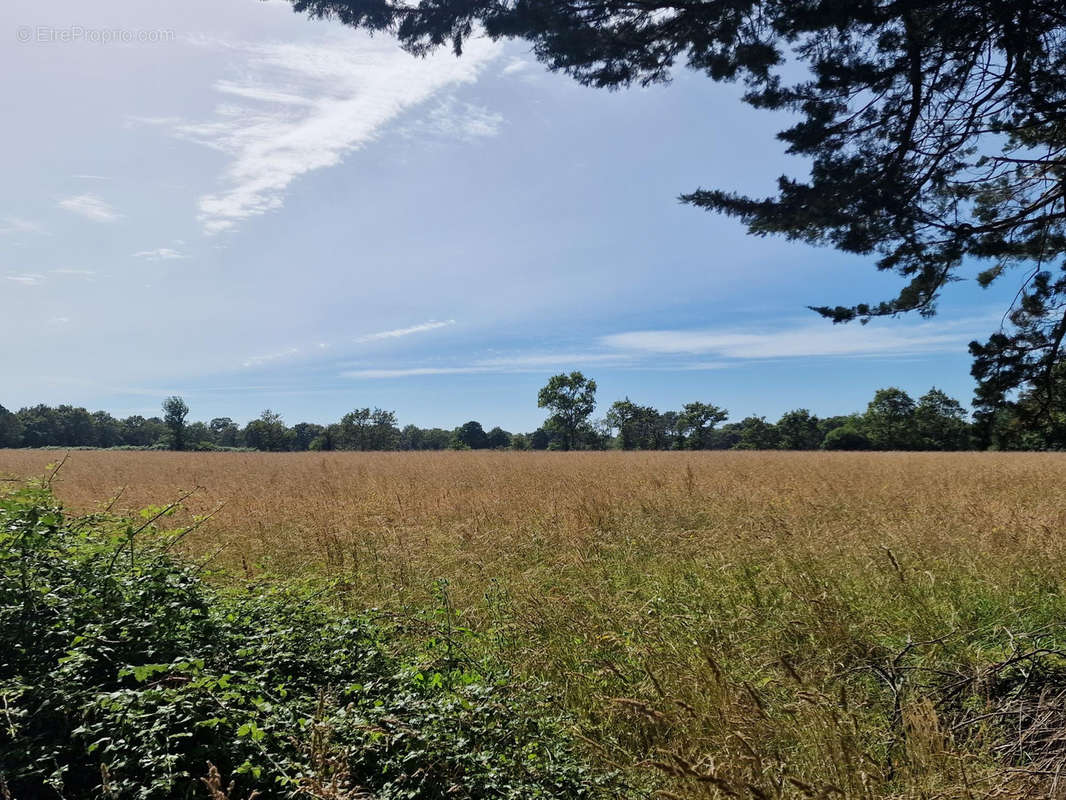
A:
[863,387,917,450]
[677,401,729,450]
[538,372,597,450]
[162,396,190,451]
[289,0,1066,421]
[0,404,22,448]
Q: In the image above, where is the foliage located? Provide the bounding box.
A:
[16,379,1066,451]
[537,372,598,450]
[453,420,488,450]
[288,0,1066,428]
[821,424,872,451]
[7,452,1066,796]
[0,484,625,800]
[162,397,190,452]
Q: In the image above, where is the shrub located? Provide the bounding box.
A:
[0,484,623,800]
[821,425,872,450]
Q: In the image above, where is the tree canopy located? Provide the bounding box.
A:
[538,371,598,450]
[288,0,1066,420]
[4,380,1058,450]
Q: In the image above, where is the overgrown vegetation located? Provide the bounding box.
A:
[5,451,1066,797]
[0,481,623,800]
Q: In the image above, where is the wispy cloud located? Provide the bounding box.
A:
[51,268,97,280]
[0,217,45,235]
[6,273,46,286]
[72,174,112,181]
[144,34,502,234]
[401,97,503,142]
[343,366,493,379]
[58,194,122,222]
[601,319,990,360]
[340,319,989,380]
[133,248,187,261]
[474,352,631,368]
[355,319,456,343]
[501,57,533,76]
[342,351,629,379]
[243,347,300,368]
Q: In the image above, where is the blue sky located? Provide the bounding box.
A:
[2,0,1018,430]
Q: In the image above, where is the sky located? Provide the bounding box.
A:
[1,0,1021,431]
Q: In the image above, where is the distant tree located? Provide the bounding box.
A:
[421,428,455,450]
[185,422,213,449]
[0,404,22,448]
[485,426,512,449]
[632,405,669,450]
[89,411,122,448]
[369,409,400,450]
[54,405,96,447]
[209,417,240,448]
[538,372,597,451]
[454,421,488,450]
[822,425,872,451]
[399,424,424,451]
[776,409,822,450]
[529,428,552,450]
[243,409,290,451]
[586,417,613,450]
[818,415,862,444]
[122,415,169,448]
[16,405,60,448]
[162,396,190,451]
[309,425,340,451]
[605,399,640,450]
[914,388,971,450]
[733,416,780,450]
[338,408,372,450]
[863,388,916,450]
[707,423,743,450]
[291,422,324,451]
[677,402,729,450]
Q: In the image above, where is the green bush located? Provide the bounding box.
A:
[0,484,622,800]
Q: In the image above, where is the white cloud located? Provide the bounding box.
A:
[501,57,533,76]
[147,34,502,234]
[355,319,456,343]
[72,174,112,181]
[474,352,630,368]
[6,273,46,286]
[243,347,300,368]
[601,319,989,360]
[0,217,45,235]
[58,194,122,222]
[342,351,629,379]
[343,366,493,379]
[401,97,503,142]
[133,248,187,261]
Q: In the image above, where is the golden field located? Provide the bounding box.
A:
[3,449,1066,798]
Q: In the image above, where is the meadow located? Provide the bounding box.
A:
[3,449,1065,798]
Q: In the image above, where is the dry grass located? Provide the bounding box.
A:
[4,449,1066,798]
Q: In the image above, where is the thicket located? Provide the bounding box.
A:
[0,482,624,800]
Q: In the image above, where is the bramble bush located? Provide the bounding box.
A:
[0,483,623,800]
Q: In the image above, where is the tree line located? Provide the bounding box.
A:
[0,371,1059,452]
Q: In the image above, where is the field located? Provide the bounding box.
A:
[3,449,1066,798]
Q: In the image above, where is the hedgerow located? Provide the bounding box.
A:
[0,483,623,799]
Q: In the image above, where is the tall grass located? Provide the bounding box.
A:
[3,450,1065,797]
